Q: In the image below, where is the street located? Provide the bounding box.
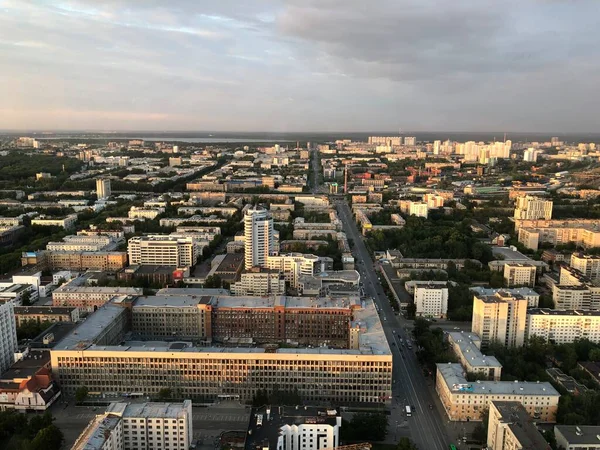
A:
[336,200,450,450]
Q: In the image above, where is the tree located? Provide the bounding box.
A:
[396,437,418,450]
[341,412,388,442]
[20,290,31,307]
[157,388,172,400]
[472,408,489,443]
[204,275,222,289]
[590,348,600,362]
[75,385,88,404]
[29,425,63,450]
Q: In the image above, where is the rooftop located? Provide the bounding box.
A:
[14,306,76,315]
[447,332,502,370]
[470,286,539,298]
[555,425,600,445]
[492,246,532,261]
[106,400,191,419]
[492,401,549,450]
[71,414,121,450]
[436,363,559,396]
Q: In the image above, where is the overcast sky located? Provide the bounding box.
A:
[1,0,599,132]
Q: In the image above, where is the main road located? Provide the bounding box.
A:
[336,199,450,450]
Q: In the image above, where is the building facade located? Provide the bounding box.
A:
[487,401,550,450]
[471,292,528,347]
[514,196,553,220]
[0,302,18,373]
[13,306,79,326]
[244,206,276,270]
[503,263,537,287]
[414,285,448,319]
[128,236,197,268]
[96,178,112,199]
[526,309,600,344]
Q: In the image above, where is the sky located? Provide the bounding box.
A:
[0,0,599,133]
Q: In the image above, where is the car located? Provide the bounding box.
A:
[453,327,461,330]
[429,404,433,410]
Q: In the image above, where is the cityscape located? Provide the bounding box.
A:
[1,2,600,450]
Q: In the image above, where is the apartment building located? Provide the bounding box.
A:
[554,425,600,450]
[414,284,448,319]
[487,401,549,450]
[128,207,165,220]
[470,286,540,308]
[526,309,600,344]
[244,206,276,270]
[513,196,553,220]
[518,225,600,251]
[423,193,444,209]
[436,363,559,422]
[51,308,391,405]
[35,250,128,271]
[128,235,197,268]
[503,263,537,287]
[447,332,502,381]
[472,291,528,347]
[0,302,18,373]
[266,253,320,289]
[31,214,77,230]
[570,253,600,282]
[72,401,193,450]
[230,268,285,296]
[13,306,79,327]
[52,285,142,312]
[46,235,117,252]
[96,178,112,199]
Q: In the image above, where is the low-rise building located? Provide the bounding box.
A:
[230,268,286,296]
[554,425,600,450]
[31,214,77,230]
[13,306,79,326]
[487,401,550,450]
[52,285,142,312]
[447,332,502,381]
[436,363,559,422]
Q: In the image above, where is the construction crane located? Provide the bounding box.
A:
[321,443,372,450]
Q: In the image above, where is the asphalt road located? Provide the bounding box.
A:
[336,200,450,450]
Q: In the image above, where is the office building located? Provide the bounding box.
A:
[414,284,448,319]
[53,285,142,312]
[266,253,320,289]
[436,363,559,422]
[504,263,537,287]
[447,332,502,381]
[570,253,600,282]
[71,400,193,450]
[526,309,600,344]
[40,250,128,272]
[128,235,197,268]
[51,298,392,405]
[96,178,112,199]
[554,425,600,450]
[244,206,276,270]
[514,196,553,221]
[0,302,18,374]
[487,401,549,450]
[46,234,117,252]
[472,291,528,347]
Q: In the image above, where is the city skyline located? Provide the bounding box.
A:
[1,0,599,132]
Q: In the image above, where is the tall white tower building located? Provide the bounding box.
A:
[244,206,275,269]
[96,178,111,199]
[0,302,18,373]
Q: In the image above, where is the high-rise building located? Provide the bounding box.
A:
[514,196,553,220]
[244,206,275,269]
[433,140,441,155]
[0,302,18,373]
[523,147,540,162]
[404,136,416,146]
[414,285,448,319]
[570,253,600,282]
[96,178,111,199]
[472,291,528,347]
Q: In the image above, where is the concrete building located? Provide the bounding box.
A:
[518,225,600,251]
[472,291,528,347]
[414,284,448,319]
[128,207,165,220]
[570,253,600,282]
[13,306,79,327]
[487,401,549,450]
[31,214,77,230]
[409,201,428,218]
[554,425,600,450]
[447,332,502,381]
[514,196,553,220]
[0,302,18,373]
[244,206,276,270]
[52,285,142,312]
[128,235,197,268]
[42,250,128,272]
[96,178,112,199]
[266,253,320,289]
[470,287,540,308]
[47,235,117,252]
[51,298,392,405]
[504,263,537,287]
[230,268,285,296]
[526,309,600,344]
[436,363,559,422]
[276,408,341,450]
[71,400,193,450]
